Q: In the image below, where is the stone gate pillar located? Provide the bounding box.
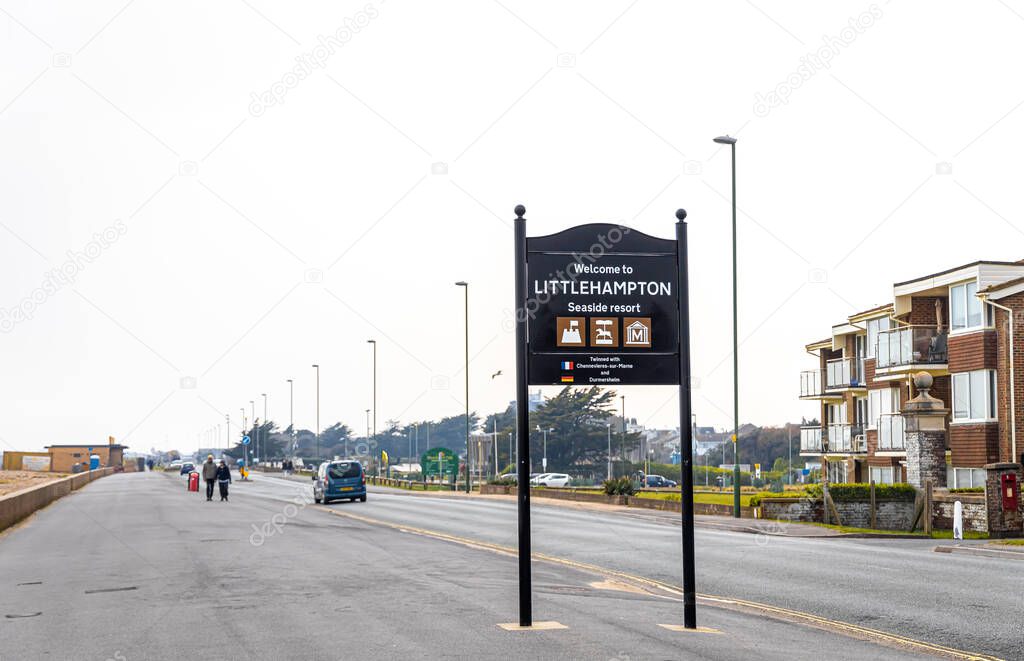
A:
[984,462,1023,538]
[903,372,948,488]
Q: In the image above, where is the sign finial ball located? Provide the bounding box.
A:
[515,204,526,219]
[675,208,687,221]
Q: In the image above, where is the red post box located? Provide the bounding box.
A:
[1001,473,1019,512]
[188,471,200,493]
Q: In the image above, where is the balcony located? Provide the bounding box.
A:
[800,426,823,453]
[799,370,823,398]
[800,369,842,400]
[877,414,906,452]
[825,424,866,453]
[825,358,866,390]
[875,326,948,371]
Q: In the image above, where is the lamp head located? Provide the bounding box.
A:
[455,281,468,287]
[713,135,737,145]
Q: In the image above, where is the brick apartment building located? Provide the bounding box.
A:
[799,260,1024,487]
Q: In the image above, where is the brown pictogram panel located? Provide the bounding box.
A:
[556,317,585,347]
[623,317,652,347]
[589,318,619,348]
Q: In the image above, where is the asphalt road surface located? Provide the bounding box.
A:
[0,472,1015,660]
[265,473,1022,659]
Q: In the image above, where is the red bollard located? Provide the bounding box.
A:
[188,471,200,492]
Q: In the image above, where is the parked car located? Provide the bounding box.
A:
[645,475,677,488]
[531,473,571,487]
[313,460,367,504]
[179,462,196,475]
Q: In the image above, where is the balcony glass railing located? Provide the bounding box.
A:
[825,424,866,453]
[877,413,906,451]
[800,426,823,452]
[876,326,948,369]
[826,358,866,389]
[799,369,824,397]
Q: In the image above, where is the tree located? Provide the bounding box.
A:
[407,413,480,453]
[531,386,640,471]
[319,423,354,457]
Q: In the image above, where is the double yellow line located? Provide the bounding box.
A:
[318,506,1001,661]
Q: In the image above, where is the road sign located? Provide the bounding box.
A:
[513,206,696,629]
[524,224,681,386]
[242,435,251,445]
[421,447,458,479]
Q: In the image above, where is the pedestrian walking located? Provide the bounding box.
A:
[216,459,232,501]
[201,454,218,501]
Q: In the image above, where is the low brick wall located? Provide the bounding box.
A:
[932,491,987,533]
[759,497,915,530]
[835,500,915,530]
[760,498,822,523]
[0,467,115,532]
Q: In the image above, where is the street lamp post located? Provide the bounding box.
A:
[620,394,627,466]
[250,400,256,465]
[537,426,552,472]
[714,133,741,518]
[261,393,267,461]
[367,340,377,454]
[455,281,470,493]
[312,364,320,460]
[240,408,246,468]
[606,423,612,480]
[286,379,294,455]
[788,424,793,485]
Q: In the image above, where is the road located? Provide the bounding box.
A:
[265,473,1022,659]
[0,472,1015,660]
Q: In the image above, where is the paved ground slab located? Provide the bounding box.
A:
[0,472,974,660]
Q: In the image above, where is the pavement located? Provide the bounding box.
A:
[0,471,1014,660]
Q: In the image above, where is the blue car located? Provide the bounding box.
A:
[313,460,367,504]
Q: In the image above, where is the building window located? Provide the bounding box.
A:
[866,317,891,358]
[950,467,987,488]
[950,281,989,331]
[827,461,848,484]
[867,388,899,429]
[952,369,996,422]
[869,466,895,484]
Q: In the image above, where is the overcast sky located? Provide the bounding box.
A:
[3,1,1023,454]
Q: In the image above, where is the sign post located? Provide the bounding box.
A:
[674,209,697,629]
[513,205,532,627]
[512,205,697,629]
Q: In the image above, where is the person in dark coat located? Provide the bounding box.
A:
[216,459,232,501]
[201,455,218,501]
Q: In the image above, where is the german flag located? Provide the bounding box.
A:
[560,375,574,383]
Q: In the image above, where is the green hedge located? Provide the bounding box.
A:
[749,489,815,507]
[949,487,984,493]
[827,483,916,502]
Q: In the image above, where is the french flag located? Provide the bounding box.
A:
[560,361,574,370]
